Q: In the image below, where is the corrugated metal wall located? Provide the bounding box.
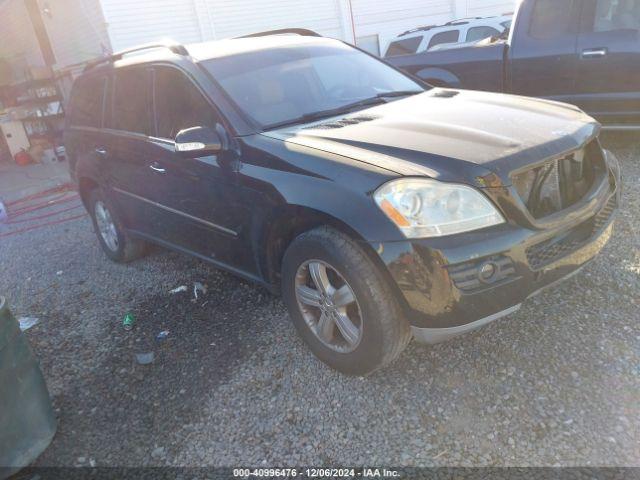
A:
[466,0,515,17]
[100,0,203,52]
[101,0,345,51]
[100,0,515,55]
[350,0,455,51]
[38,0,111,67]
[207,0,345,40]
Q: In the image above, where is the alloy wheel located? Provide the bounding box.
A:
[94,201,119,252]
[294,260,363,353]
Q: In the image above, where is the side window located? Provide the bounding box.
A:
[385,36,423,57]
[112,68,152,135]
[591,0,640,32]
[68,75,106,128]
[427,30,460,50]
[154,67,218,139]
[466,26,500,42]
[530,0,575,38]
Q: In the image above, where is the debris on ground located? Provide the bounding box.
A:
[0,200,7,223]
[135,352,154,365]
[156,330,169,341]
[193,282,207,300]
[122,313,135,331]
[169,285,188,294]
[18,317,39,331]
[150,446,165,459]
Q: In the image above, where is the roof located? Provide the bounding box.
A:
[82,29,330,74]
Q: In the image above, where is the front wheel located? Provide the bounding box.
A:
[281,227,411,375]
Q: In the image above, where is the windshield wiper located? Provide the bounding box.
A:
[374,90,423,98]
[263,90,423,131]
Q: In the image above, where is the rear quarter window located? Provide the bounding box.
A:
[427,30,460,50]
[68,75,106,128]
[385,36,423,57]
[466,26,500,42]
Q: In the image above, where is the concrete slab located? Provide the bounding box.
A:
[0,161,71,204]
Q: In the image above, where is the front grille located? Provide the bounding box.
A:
[593,195,617,231]
[526,195,616,270]
[512,141,601,219]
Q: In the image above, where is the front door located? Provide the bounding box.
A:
[143,66,252,274]
[575,0,640,123]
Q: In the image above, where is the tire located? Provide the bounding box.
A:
[88,188,147,263]
[281,226,412,375]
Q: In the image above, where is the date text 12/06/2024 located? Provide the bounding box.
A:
[233,468,400,478]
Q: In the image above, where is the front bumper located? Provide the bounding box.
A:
[371,153,621,344]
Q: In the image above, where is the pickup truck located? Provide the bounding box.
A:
[387,0,640,129]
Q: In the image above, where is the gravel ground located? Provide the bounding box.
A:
[0,134,638,468]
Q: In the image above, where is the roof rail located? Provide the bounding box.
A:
[83,42,188,72]
[399,25,436,36]
[400,15,505,36]
[446,17,483,23]
[237,28,322,39]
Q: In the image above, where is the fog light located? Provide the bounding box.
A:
[479,262,496,282]
[449,255,515,292]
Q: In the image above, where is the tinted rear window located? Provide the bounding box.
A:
[466,26,500,42]
[112,68,152,135]
[385,36,423,57]
[68,75,106,128]
[427,30,460,49]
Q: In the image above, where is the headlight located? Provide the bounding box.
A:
[374,178,505,238]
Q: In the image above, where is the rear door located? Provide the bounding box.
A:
[65,74,108,183]
[509,0,581,102]
[105,67,157,233]
[575,0,640,123]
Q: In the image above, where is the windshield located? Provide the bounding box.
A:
[201,40,423,129]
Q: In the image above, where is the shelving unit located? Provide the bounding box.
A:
[0,66,66,164]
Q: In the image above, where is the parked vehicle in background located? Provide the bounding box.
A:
[65,30,620,375]
[384,15,512,57]
[387,0,640,129]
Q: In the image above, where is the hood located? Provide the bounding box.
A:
[261,89,600,187]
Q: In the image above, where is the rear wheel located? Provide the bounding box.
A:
[88,189,147,263]
[282,226,411,375]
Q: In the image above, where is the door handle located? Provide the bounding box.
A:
[149,162,166,174]
[582,48,607,58]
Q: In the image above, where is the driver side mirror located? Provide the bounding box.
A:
[175,126,223,157]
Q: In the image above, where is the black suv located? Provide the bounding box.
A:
[65,30,621,375]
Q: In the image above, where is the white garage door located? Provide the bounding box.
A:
[101,0,203,52]
[350,0,455,54]
[207,0,345,40]
[466,0,517,17]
